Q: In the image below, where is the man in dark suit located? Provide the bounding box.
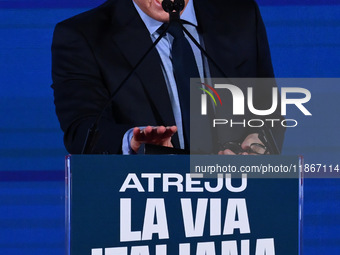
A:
[52,0,284,154]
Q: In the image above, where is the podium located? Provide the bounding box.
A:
[66,155,302,255]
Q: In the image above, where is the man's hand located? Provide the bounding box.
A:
[130,126,178,153]
[218,133,265,155]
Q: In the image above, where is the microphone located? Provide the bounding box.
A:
[162,0,185,21]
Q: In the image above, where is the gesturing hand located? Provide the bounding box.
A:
[130,126,178,153]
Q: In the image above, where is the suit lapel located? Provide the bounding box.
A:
[109,0,176,127]
[194,0,242,78]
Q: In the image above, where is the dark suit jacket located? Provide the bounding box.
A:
[51,0,284,154]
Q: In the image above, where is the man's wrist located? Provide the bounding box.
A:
[122,126,147,155]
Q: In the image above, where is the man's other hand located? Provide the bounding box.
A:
[218,133,265,155]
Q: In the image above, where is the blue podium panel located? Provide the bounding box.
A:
[66,155,302,255]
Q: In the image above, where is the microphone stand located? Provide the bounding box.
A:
[83,0,281,155]
[83,0,184,154]
[82,0,237,154]
[81,23,171,154]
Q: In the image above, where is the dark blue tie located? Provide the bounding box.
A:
[167,22,200,150]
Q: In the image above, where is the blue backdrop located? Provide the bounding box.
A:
[0,0,339,254]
